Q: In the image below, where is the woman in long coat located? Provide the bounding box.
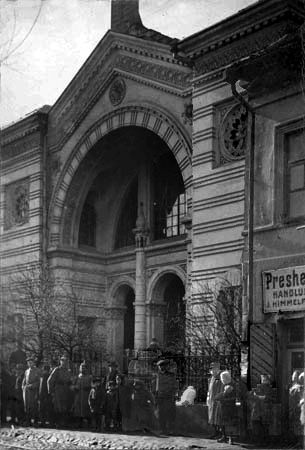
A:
[206,362,223,437]
[22,357,40,426]
[72,361,92,427]
[47,356,72,427]
[214,371,237,444]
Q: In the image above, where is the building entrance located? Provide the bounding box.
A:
[279,317,304,429]
[285,318,304,379]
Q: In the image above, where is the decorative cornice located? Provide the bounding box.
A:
[1,135,41,163]
[194,22,292,75]
[49,67,191,153]
[1,108,49,146]
[176,0,304,58]
[47,246,107,265]
[114,54,191,89]
[1,125,40,147]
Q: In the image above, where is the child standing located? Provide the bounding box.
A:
[88,377,106,432]
[104,381,118,431]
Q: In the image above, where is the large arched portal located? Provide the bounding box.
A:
[52,119,190,355]
[62,126,187,251]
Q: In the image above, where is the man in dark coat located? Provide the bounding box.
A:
[39,364,52,426]
[22,357,40,426]
[104,381,119,430]
[106,361,118,387]
[88,376,106,431]
[116,374,133,432]
[11,364,25,425]
[47,355,72,427]
[131,379,157,433]
[72,361,92,428]
[154,359,178,435]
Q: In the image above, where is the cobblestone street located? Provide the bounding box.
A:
[0,426,246,450]
[0,426,303,450]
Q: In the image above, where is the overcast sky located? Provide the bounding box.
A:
[0,0,257,127]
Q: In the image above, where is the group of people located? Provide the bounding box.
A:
[289,370,305,444]
[207,361,305,445]
[1,355,178,436]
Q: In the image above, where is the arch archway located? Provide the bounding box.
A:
[108,281,136,360]
[113,284,135,351]
[148,269,186,350]
[57,125,188,251]
[49,105,192,247]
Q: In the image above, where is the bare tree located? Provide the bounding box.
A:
[185,280,242,373]
[0,1,43,67]
[3,263,104,367]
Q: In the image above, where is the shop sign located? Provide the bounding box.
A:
[262,266,305,313]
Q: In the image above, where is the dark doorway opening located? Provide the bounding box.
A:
[124,287,135,350]
[164,276,185,351]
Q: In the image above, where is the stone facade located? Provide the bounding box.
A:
[1,2,304,424]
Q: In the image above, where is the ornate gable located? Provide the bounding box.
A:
[48,31,192,151]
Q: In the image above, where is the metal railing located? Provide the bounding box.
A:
[123,348,240,402]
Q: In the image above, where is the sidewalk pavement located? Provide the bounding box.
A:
[0,426,302,450]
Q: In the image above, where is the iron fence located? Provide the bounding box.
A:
[123,348,240,403]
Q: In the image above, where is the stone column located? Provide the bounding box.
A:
[133,203,149,350]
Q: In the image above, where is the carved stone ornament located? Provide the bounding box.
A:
[182,102,193,125]
[5,179,30,229]
[220,104,248,163]
[109,77,126,106]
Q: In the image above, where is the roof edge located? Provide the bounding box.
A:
[175,0,305,57]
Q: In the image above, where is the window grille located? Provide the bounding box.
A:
[153,153,186,240]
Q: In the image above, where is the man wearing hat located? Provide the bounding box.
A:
[106,361,118,387]
[206,361,223,438]
[22,357,40,426]
[154,359,178,435]
[47,355,72,427]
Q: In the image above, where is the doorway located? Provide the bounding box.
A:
[163,276,185,351]
[124,288,135,350]
[279,317,304,426]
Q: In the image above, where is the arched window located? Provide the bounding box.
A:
[153,153,186,240]
[79,192,96,247]
[115,178,138,249]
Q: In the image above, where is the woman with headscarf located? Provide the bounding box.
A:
[214,370,236,444]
